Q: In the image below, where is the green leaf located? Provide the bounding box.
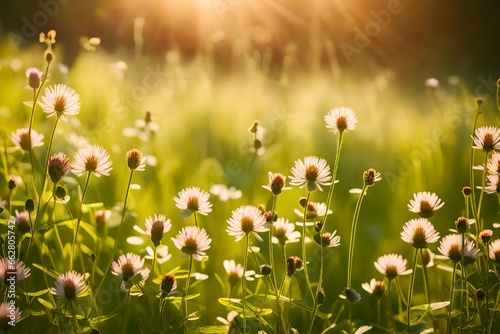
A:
[194,325,227,333]
[411,301,450,311]
[23,288,51,297]
[354,325,373,334]
[80,221,98,242]
[89,313,117,325]
[32,263,59,279]
[37,298,55,310]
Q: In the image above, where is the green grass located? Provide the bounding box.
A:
[1,37,500,333]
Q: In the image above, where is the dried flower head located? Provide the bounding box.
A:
[145,214,172,247]
[160,274,177,297]
[400,218,440,248]
[26,67,43,89]
[455,217,472,234]
[262,172,290,195]
[374,254,412,280]
[472,126,500,152]
[72,145,112,177]
[174,187,213,217]
[480,229,493,244]
[289,156,332,192]
[171,226,212,261]
[324,107,357,134]
[39,84,81,121]
[363,168,382,187]
[408,191,445,218]
[286,256,303,276]
[226,205,268,242]
[126,149,146,171]
[48,152,71,184]
[11,128,44,151]
[51,270,87,299]
[462,186,472,196]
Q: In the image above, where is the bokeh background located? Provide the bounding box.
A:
[1,0,500,332]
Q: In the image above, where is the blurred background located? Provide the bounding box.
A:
[1,0,500,332]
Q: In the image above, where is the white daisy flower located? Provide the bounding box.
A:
[11,128,44,151]
[39,84,81,121]
[72,145,112,177]
[437,234,482,265]
[111,253,150,291]
[223,259,255,287]
[51,270,87,299]
[226,205,268,242]
[174,187,213,217]
[262,172,291,195]
[272,217,301,246]
[289,156,332,192]
[407,191,445,218]
[472,126,500,152]
[0,258,31,282]
[400,218,440,248]
[361,278,385,298]
[374,254,412,280]
[324,107,357,134]
[171,226,212,261]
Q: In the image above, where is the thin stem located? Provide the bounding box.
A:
[420,250,431,306]
[322,132,344,232]
[300,192,314,300]
[150,246,158,283]
[407,249,419,330]
[446,262,458,334]
[97,170,134,295]
[182,255,193,333]
[268,195,286,333]
[70,171,91,270]
[347,184,368,288]
[387,279,397,332]
[476,152,490,231]
[485,243,490,327]
[28,88,38,194]
[488,279,500,333]
[469,102,482,226]
[122,289,131,334]
[242,234,250,334]
[307,245,324,334]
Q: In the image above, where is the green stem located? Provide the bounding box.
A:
[307,245,324,334]
[445,262,458,334]
[488,279,500,333]
[476,152,490,231]
[347,184,368,288]
[268,195,286,333]
[70,171,91,270]
[469,102,482,227]
[182,255,193,333]
[420,250,431,306]
[96,170,134,295]
[407,249,419,329]
[150,246,158,283]
[387,279,397,332]
[321,132,344,232]
[122,289,131,334]
[300,192,314,300]
[242,235,250,334]
[28,88,38,195]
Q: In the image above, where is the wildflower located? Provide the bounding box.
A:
[7,176,22,191]
[160,274,177,297]
[51,270,87,299]
[480,229,493,244]
[217,311,243,333]
[462,186,472,196]
[487,151,500,174]
[0,258,31,283]
[472,126,500,152]
[425,78,439,88]
[289,156,332,192]
[362,278,385,299]
[324,107,357,134]
[145,245,172,264]
[0,302,21,330]
[421,248,436,268]
[407,191,445,218]
[72,145,112,177]
[14,210,31,234]
[438,234,482,265]
[48,152,71,184]
[94,209,112,235]
[226,205,268,242]
[260,264,272,276]
[223,259,255,287]
[294,200,331,221]
[374,254,412,280]
[126,149,146,171]
[400,218,440,248]
[363,168,382,187]
[262,172,290,195]
[455,217,473,234]
[209,184,242,202]
[11,128,44,151]
[111,253,150,291]
[25,199,35,213]
[313,231,341,248]
[286,256,303,276]
[54,185,69,203]
[174,187,213,217]
[26,67,43,89]
[489,239,500,264]
[171,226,212,261]
[484,174,500,194]
[272,217,301,246]
[145,214,172,247]
[39,84,81,121]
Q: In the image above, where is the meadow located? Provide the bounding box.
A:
[0,27,500,334]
